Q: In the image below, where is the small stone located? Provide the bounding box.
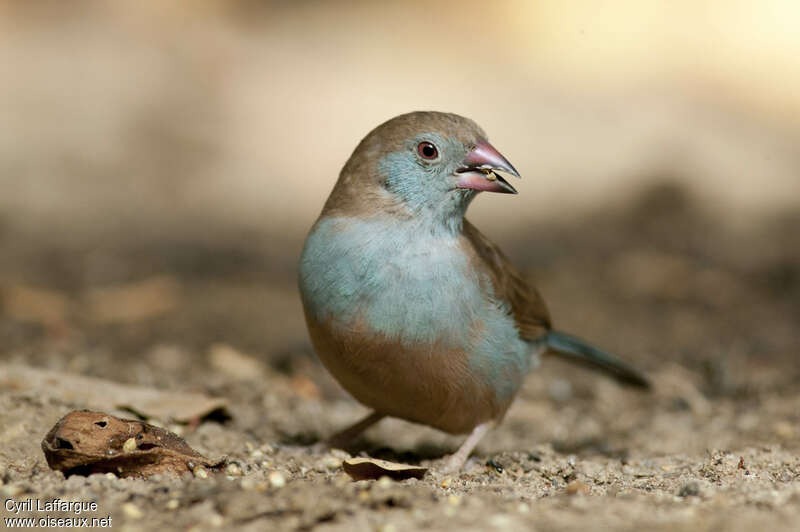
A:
[440,477,453,489]
[226,463,243,476]
[268,471,286,488]
[260,460,272,469]
[321,455,343,470]
[250,449,264,459]
[193,466,209,479]
[122,503,143,519]
[123,438,137,452]
[377,476,393,489]
[165,499,179,510]
[105,472,117,480]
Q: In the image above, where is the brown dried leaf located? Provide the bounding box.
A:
[342,457,427,481]
[42,410,224,478]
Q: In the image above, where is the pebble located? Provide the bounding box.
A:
[321,455,343,470]
[123,438,137,452]
[122,503,143,519]
[226,463,243,476]
[377,476,393,489]
[268,471,286,488]
[193,466,209,479]
[208,513,224,527]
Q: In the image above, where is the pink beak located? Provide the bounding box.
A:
[456,141,520,194]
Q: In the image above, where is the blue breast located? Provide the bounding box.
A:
[298,216,533,399]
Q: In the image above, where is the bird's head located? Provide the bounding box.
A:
[325,111,520,232]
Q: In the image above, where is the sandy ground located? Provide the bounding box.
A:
[1,184,799,531]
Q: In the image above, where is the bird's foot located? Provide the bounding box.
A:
[438,422,493,474]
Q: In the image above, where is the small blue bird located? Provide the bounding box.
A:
[298,111,648,471]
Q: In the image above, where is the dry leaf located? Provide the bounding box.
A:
[342,457,427,481]
[42,410,224,478]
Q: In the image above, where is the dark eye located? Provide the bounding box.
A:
[417,141,439,160]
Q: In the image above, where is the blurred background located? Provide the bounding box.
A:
[1,0,799,409]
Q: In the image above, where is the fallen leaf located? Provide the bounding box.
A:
[0,364,228,423]
[342,457,427,481]
[42,410,225,478]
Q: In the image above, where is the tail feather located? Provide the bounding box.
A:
[543,330,650,389]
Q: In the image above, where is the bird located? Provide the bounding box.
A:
[298,111,649,472]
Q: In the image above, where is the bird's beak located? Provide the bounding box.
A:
[455,141,520,194]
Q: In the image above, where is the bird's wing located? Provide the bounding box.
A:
[462,220,551,341]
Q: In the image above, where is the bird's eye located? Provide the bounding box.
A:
[417,141,439,160]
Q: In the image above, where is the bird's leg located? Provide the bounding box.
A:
[327,411,385,449]
[442,422,493,472]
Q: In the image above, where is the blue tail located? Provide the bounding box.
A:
[544,331,650,388]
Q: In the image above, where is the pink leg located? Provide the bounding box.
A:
[443,422,493,472]
[327,411,385,448]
